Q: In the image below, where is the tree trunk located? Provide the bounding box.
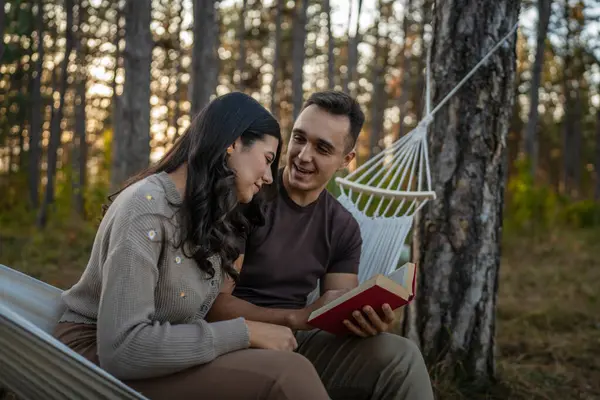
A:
[235,0,247,91]
[369,2,385,158]
[109,2,122,191]
[28,0,44,209]
[396,0,413,138]
[0,0,5,62]
[560,1,574,197]
[270,0,282,119]
[344,0,363,97]
[562,92,573,195]
[595,109,600,201]
[571,81,582,198]
[72,0,87,217]
[291,0,309,120]
[324,0,334,89]
[73,77,87,216]
[190,0,218,115]
[403,0,521,385]
[523,0,551,179]
[111,0,152,189]
[37,0,74,227]
[413,0,433,123]
[170,0,184,142]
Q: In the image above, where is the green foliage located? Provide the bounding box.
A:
[558,200,600,228]
[505,158,561,232]
[505,157,600,233]
[325,168,349,197]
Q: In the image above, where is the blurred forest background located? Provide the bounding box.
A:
[0,0,599,399]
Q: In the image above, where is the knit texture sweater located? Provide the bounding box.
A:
[59,172,250,380]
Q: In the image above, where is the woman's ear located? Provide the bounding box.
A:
[230,137,244,152]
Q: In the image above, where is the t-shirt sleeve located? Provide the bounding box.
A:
[327,213,362,275]
[96,196,249,380]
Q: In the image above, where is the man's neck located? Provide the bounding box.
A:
[282,166,324,207]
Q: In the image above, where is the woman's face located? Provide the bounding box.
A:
[227,135,279,203]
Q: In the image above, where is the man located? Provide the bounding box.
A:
[208,91,434,400]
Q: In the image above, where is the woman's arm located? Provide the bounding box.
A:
[96,201,249,380]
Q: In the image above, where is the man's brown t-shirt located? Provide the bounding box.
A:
[233,173,363,309]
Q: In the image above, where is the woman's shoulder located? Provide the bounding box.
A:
[107,172,181,221]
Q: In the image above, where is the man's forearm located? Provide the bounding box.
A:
[206,293,305,329]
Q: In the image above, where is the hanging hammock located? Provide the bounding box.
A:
[337,21,520,284]
[0,19,519,400]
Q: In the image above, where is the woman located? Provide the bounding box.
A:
[54,92,330,400]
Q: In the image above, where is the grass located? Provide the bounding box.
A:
[493,228,600,400]
[1,214,599,399]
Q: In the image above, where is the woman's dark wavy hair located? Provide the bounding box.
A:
[104,92,282,281]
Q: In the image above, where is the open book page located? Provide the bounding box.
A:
[387,263,411,289]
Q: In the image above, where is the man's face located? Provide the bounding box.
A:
[285,105,356,193]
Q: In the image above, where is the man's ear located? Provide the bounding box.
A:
[340,149,356,170]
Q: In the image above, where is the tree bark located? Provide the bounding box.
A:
[595,109,600,201]
[111,0,152,189]
[37,0,74,227]
[344,0,363,96]
[324,0,335,89]
[73,77,87,216]
[369,1,385,158]
[571,81,582,198]
[270,0,282,119]
[28,0,44,209]
[72,0,87,217]
[523,0,551,179]
[190,0,218,115]
[0,0,5,62]
[170,0,184,142]
[413,0,433,123]
[403,0,521,385]
[109,2,122,191]
[291,0,309,120]
[396,0,413,138]
[235,0,247,91]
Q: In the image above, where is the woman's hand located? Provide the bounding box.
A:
[245,320,298,351]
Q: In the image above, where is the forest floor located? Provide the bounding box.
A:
[431,226,600,399]
[1,216,599,399]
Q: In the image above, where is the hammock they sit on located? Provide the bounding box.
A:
[0,21,518,399]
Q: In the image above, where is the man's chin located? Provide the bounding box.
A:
[289,175,328,194]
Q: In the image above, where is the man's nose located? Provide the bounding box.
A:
[297,145,312,161]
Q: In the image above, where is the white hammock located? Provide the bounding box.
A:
[336,20,520,284]
[0,264,148,399]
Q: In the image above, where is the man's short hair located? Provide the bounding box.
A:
[302,90,365,152]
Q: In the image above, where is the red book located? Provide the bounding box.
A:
[307,263,417,335]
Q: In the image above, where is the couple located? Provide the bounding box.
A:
[54,91,434,400]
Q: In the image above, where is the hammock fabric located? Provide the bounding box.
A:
[0,264,148,399]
